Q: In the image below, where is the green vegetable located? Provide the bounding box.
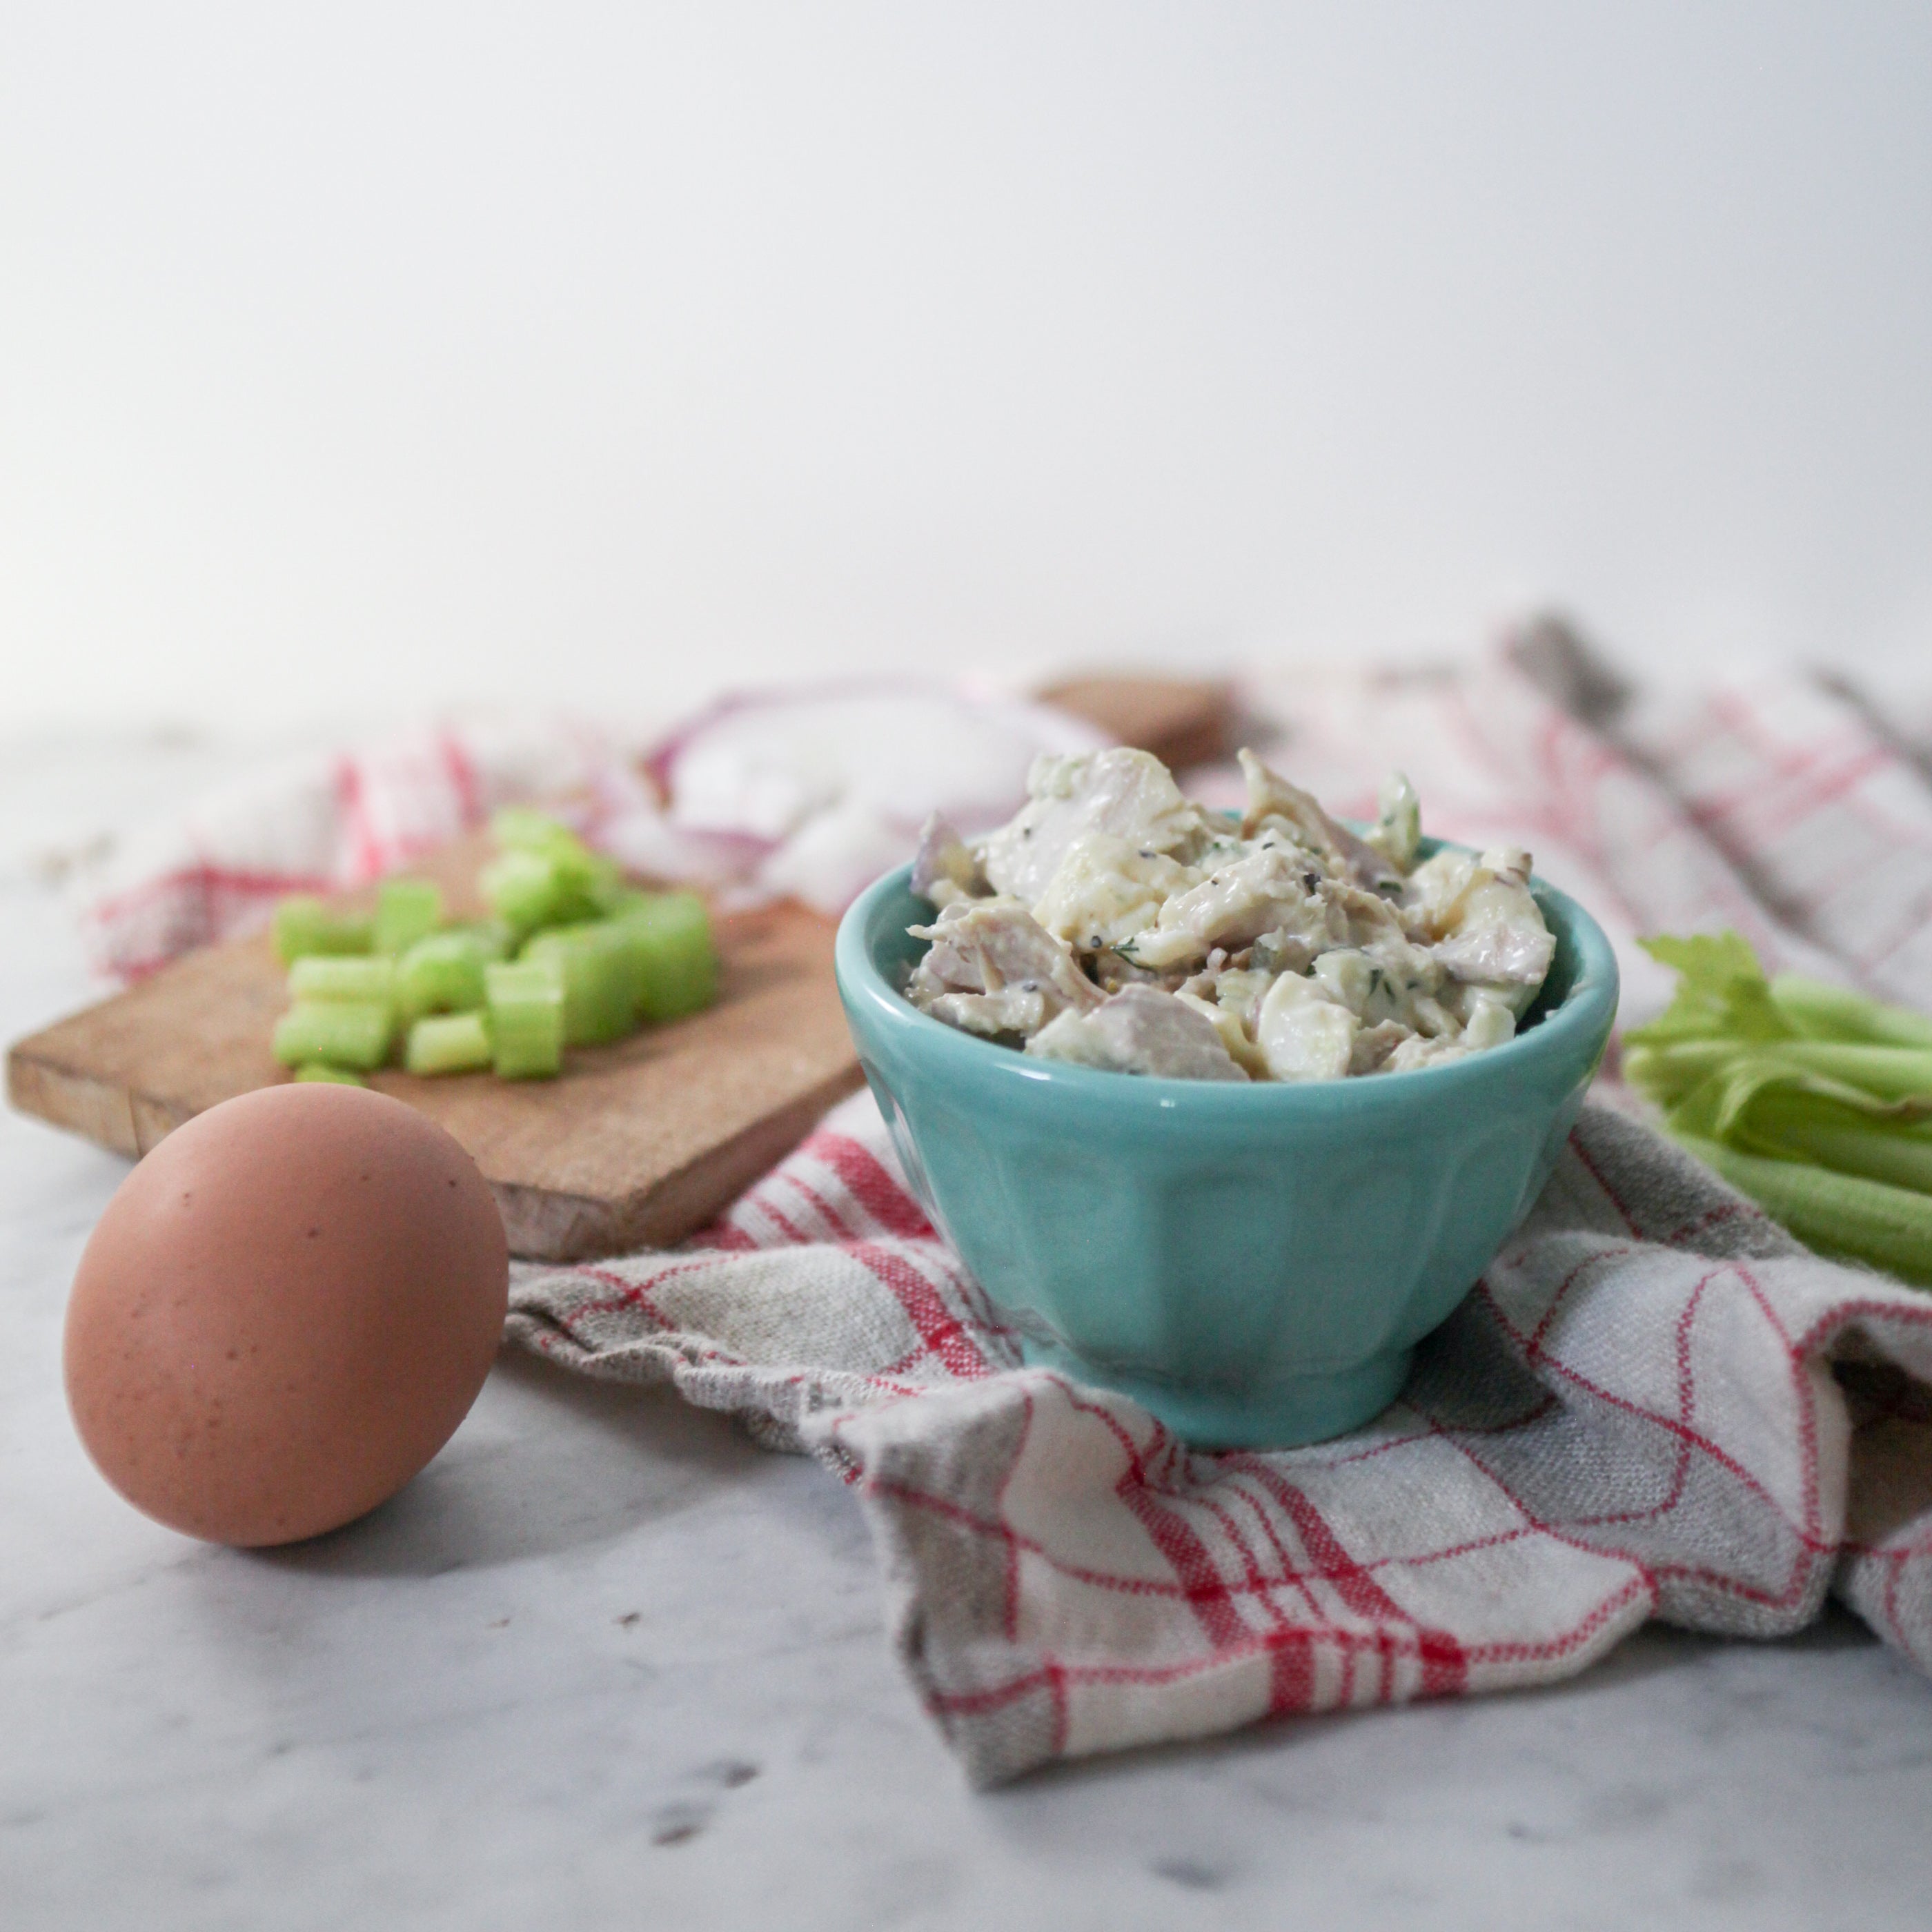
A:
[486,960,564,1079]
[396,931,491,1021]
[1673,1136,1932,1287]
[613,890,718,1022]
[1772,974,1932,1049]
[293,1062,366,1086]
[375,877,444,956]
[1629,932,1932,1285]
[405,1011,493,1076]
[272,1000,393,1072]
[273,896,374,964]
[268,809,717,1085]
[520,922,638,1046]
[481,809,620,936]
[288,954,396,1005]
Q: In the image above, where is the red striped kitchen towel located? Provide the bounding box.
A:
[505,1083,1932,1786]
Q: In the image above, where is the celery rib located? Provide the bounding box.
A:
[1672,1135,1932,1288]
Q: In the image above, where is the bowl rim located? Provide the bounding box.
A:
[835,847,1621,1112]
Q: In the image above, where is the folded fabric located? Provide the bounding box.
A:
[508,1085,1932,1786]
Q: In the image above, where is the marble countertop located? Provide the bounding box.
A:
[6,739,1931,1931]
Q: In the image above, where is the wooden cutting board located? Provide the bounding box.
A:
[7,833,858,1261]
[6,677,1232,1261]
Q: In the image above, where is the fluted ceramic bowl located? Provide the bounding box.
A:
[834,848,1619,1448]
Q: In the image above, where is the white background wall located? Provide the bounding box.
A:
[3,3,1928,738]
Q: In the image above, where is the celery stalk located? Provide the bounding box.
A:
[1672,1134,1932,1287]
[1771,975,1932,1049]
[520,924,638,1046]
[288,954,396,1005]
[1770,1043,1932,1102]
[405,1012,493,1076]
[480,850,574,938]
[293,1063,367,1087]
[483,810,619,935]
[396,931,490,1021]
[1764,1119,1932,1195]
[273,896,374,964]
[375,878,444,956]
[486,960,564,1078]
[614,891,718,1023]
[272,1000,393,1071]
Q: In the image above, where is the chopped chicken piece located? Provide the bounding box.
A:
[1381,1032,1472,1074]
[1029,834,1198,953]
[923,989,1052,1038]
[1238,749,1401,891]
[1027,985,1248,1081]
[1210,967,1274,1032]
[1457,995,1517,1052]
[1348,1019,1412,1075]
[1408,845,1555,996]
[1175,989,1271,1077]
[1129,845,1334,969]
[910,812,985,909]
[906,898,1102,1038]
[981,749,1204,905]
[1254,971,1358,1082]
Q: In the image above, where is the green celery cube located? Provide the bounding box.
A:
[520,923,638,1045]
[272,1000,393,1071]
[486,960,564,1079]
[397,931,490,1020]
[480,850,573,937]
[273,896,374,964]
[288,954,395,1004]
[293,1063,366,1086]
[406,1012,493,1076]
[615,891,718,1022]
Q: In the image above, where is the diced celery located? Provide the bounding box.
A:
[397,931,490,1021]
[272,1000,393,1071]
[491,806,583,858]
[406,1011,493,1076]
[273,896,374,964]
[455,921,513,961]
[483,809,622,933]
[294,1062,366,1086]
[480,849,574,937]
[486,960,564,1078]
[591,880,651,918]
[288,954,396,1004]
[520,923,638,1046]
[375,877,444,956]
[614,891,718,1022]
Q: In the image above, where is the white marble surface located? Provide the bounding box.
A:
[6,743,1932,1931]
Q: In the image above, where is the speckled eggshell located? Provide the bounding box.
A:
[64,1082,509,1546]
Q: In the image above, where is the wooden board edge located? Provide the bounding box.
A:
[8,1043,137,1158]
[497,1058,867,1262]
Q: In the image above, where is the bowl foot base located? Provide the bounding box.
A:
[1016,1339,1412,1450]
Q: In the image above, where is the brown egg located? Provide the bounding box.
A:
[64,1082,509,1546]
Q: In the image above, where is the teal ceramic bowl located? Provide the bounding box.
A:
[834,851,1619,1448]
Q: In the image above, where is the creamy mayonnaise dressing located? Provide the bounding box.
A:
[904,747,1555,1082]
